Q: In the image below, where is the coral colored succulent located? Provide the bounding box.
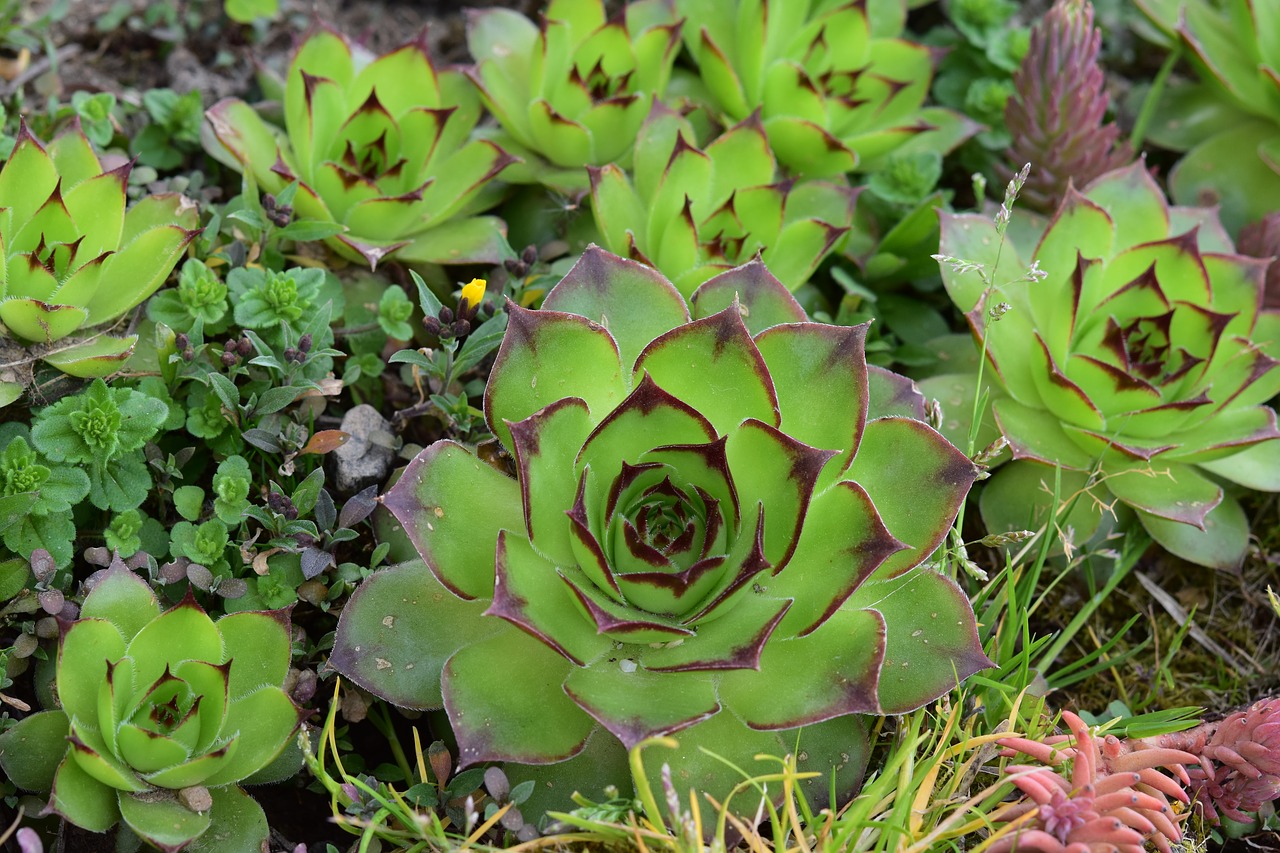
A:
[991,711,1195,853]
[933,162,1280,569]
[331,246,989,817]
[589,103,857,296]
[1126,697,1280,823]
[204,28,516,269]
[1134,0,1280,232]
[465,0,682,191]
[1000,0,1131,213]
[675,0,973,178]
[0,121,199,405]
[0,562,304,852]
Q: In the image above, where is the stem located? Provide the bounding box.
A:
[629,736,679,830]
[1129,45,1181,152]
[370,702,415,785]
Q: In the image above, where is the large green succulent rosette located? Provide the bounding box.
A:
[0,122,199,405]
[332,246,989,816]
[928,163,1280,569]
[465,0,681,192]
[589,102,857,297]
[674,0,976,178]
[204,28,516,269]
[0,563,304,852]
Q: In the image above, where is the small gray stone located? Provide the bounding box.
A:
[331,405,396,494]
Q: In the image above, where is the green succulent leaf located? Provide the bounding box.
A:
[80,563,161,642]
[845,417,977,578]
[720,606,885,726]
[119,791,213,852]
[381,441,524,600]
[50,752,120,832]
[443,627,592,767]
[689,259,807,332]
[852,567,993,713]
[58,618,127,723]
[542,246,691,370]
[0,709,70,792]
[330,561,502,709]
[563,665,719,748]
[185,785,269,853]
[484,303,627,451]
[1135,494,1249,571]
[634,306,780,436]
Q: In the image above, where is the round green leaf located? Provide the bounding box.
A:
[442,626,593,766]
[330,561,501,709]
[119,790,213,852]
[0,709,69,791]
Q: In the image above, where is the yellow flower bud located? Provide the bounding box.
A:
[459,278,487,313]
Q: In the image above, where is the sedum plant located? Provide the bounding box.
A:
[1000,0,1131,213]
[205,28,516,269]
[932,162,1280,569]
[30,378,169,514]
[1134,0,1280,233]
[589,103,857,296]
[332,246,990,816]
[675,0,972,178]
[466,0,682,191]
[990,711,1194,853]
[0,428,89,568]
[1130,697,1280,824]
[0,122,199,406]
[0,562,304,852]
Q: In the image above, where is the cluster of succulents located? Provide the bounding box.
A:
[927,162,1280,570]
[333,246,990,813]
[1135,0,1280,233]
[206,28,516,268]
[589,104,858,295]
[4,0,1280,850]
[1132,697,1280,824]
[674,0,972,178]
[991,710,1195,853]
[465,0,682,191]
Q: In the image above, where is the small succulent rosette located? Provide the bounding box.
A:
[204,28,516,269]
[0,122,199,405]
[925,162,1280,569]
[589,102,858,296]
[675,0,976,178]
[1135,0,1280,232]
[333,246,990,817]
[0,564,304,852]
[466,0,682,191]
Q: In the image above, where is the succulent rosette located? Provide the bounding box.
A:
[332,246,989,815]
[929,163,1280,569]
[1133,0,1280,233]
[674,0,975,178]
[465,0,682,191]
[0,563,304,852]
[0,122,199,406]
[589,102,857,296]
[204,28,516,269]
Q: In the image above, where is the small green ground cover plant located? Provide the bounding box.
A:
[0,0,1278,851]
